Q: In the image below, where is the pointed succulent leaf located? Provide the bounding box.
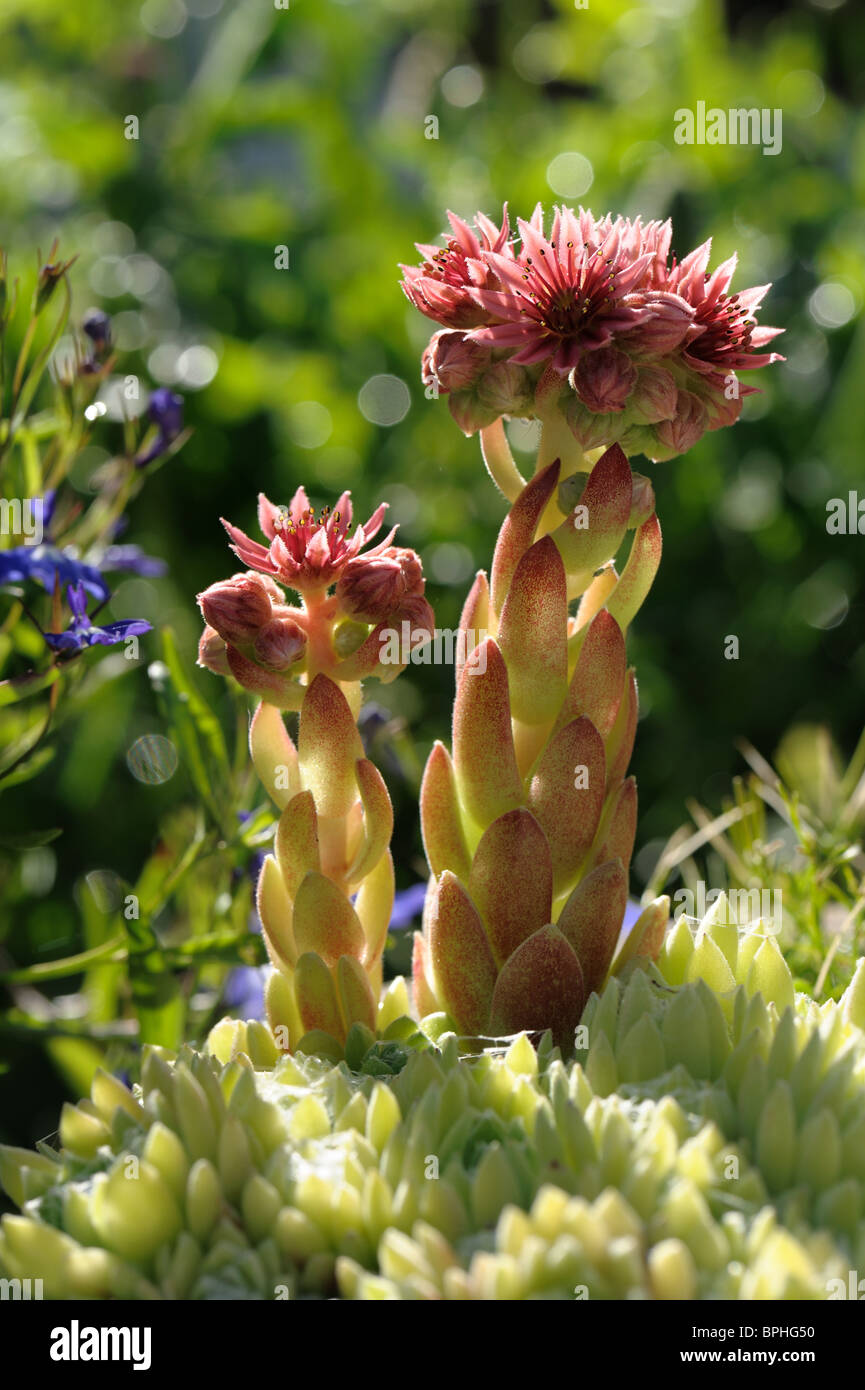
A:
[428,871,497,1034]
[611,896,670,975]
[256,855,297,969]
[274,790,320,901]
[527,716,606,893]
[250,701,299,809]
[490,459,561,616]
[336,955,377,1034]
[420,741,471,881]
[489,925,585,1050]
[574,565,618,633]
[292,871,365,966]
[557,859,628,996]
[457,571,491,684]
[298,675,364,818]
[555,610,626,741]
[265,969,304,1052]
[497,537,568,725]
[605,670,638,788]
[452,638,523,828]
[346,758,394,883]
[589,776,637,874]
[467,809,553,967]
[551,444,632,580]
[355,848,395,968]
[294,951,345,1042]
[606,513,662,633]
[411,930,440,1019]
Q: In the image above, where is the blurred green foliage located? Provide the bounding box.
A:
[1,0,864,1147]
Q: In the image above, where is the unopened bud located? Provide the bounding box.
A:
[253,615,307,669]
[571,346,637,414]
[197,625,232,676]
[198,572,274,644]
[422,329,489,392]
[337,547,425,625]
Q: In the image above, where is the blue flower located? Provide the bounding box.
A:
[95,545,168,578]
[82,310,111,350]
[223,966,267,1020]
[0,544,109,600]
[43,582,152,653]
[389,881,428,931]
[135,388,184,468]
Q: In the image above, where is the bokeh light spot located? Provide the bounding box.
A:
[358,374,411,426]
[127,735,178,785]
[546,152,594,199]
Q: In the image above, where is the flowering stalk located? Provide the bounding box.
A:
[413,442,664,1046]
[402,202,783,1049]
[198,486,435,1055]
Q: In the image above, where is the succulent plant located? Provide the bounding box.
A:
[412,444,665,1045]
[3,902,864,1301]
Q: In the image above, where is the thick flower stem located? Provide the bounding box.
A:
[535,404,587,479]
[479,419,526,502]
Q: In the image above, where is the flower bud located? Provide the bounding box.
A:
[654,390,709,457]
[447,388,501,436]
[197,625,232,676]
[572,347,637,414]
[252,614,307,669]
[198,572,274,644]
[476,360,534,417]
[337,547,425,625]
[422,329,490,392]
[628,472,656,527]
[629,365,678,425]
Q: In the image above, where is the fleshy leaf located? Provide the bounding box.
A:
[274,790,320,901]
[555,610,626,740]
[490,459,561,616]
[489,925,585,1050]
[457,571,491,684]
[605,670,638,789]
[497,537,568,725]
[420,741,471,881]
[294,952,345,1042]
[557,859,628,996]
[336,955,377,1034]
[452,638,523,829]
[606,513,662,633]
[551,444,632,581]
[527,716,606,893]
[256,855,297,969]
[298,675,364,818]
[292,872,365,966]
[346,758,394,884]
[356,848,395,969]
[411,931,439,1018]
[250,702,299,810]
[467,809,553,967]
[428,872,497,1035]
[590,776,637,874]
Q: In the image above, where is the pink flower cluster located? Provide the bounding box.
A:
[402,205,784,461]
[197,486,434,699]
